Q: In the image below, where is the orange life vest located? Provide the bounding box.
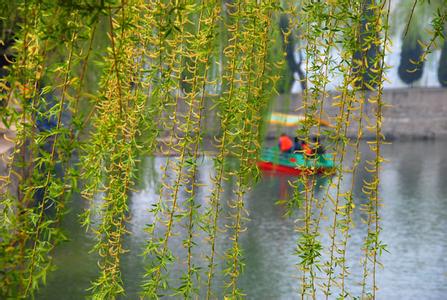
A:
[302,143,313,155]
[279,135,293,152]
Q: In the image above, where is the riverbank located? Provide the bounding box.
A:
[1,87,446,158]
[271,88,447,139]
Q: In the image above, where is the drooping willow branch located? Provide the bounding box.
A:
[81,1,156,297]
[285,1,391,299]
[0,2,93,297]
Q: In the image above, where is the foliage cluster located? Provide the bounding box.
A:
[0,0,444,299]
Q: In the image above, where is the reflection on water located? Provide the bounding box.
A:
[38,140,447,299]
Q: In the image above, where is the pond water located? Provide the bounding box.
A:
[37,140,447,299]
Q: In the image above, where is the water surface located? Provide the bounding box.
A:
[38,140,447,299]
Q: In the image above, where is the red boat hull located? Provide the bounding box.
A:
[257,161,330,176]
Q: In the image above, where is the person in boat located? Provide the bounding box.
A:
[293,137,302,152]
[301,140,313,156]
[311,136,325,155]
[278,133,294,153]
[292,137,313,155]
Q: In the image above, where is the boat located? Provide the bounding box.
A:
[257,146,334,175]
[257,112,334,175]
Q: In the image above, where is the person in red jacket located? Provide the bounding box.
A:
[301,141,313,155]
[278,133,293,153]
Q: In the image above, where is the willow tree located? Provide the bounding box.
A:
[0,0,444,299]
[394,0,447,85]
